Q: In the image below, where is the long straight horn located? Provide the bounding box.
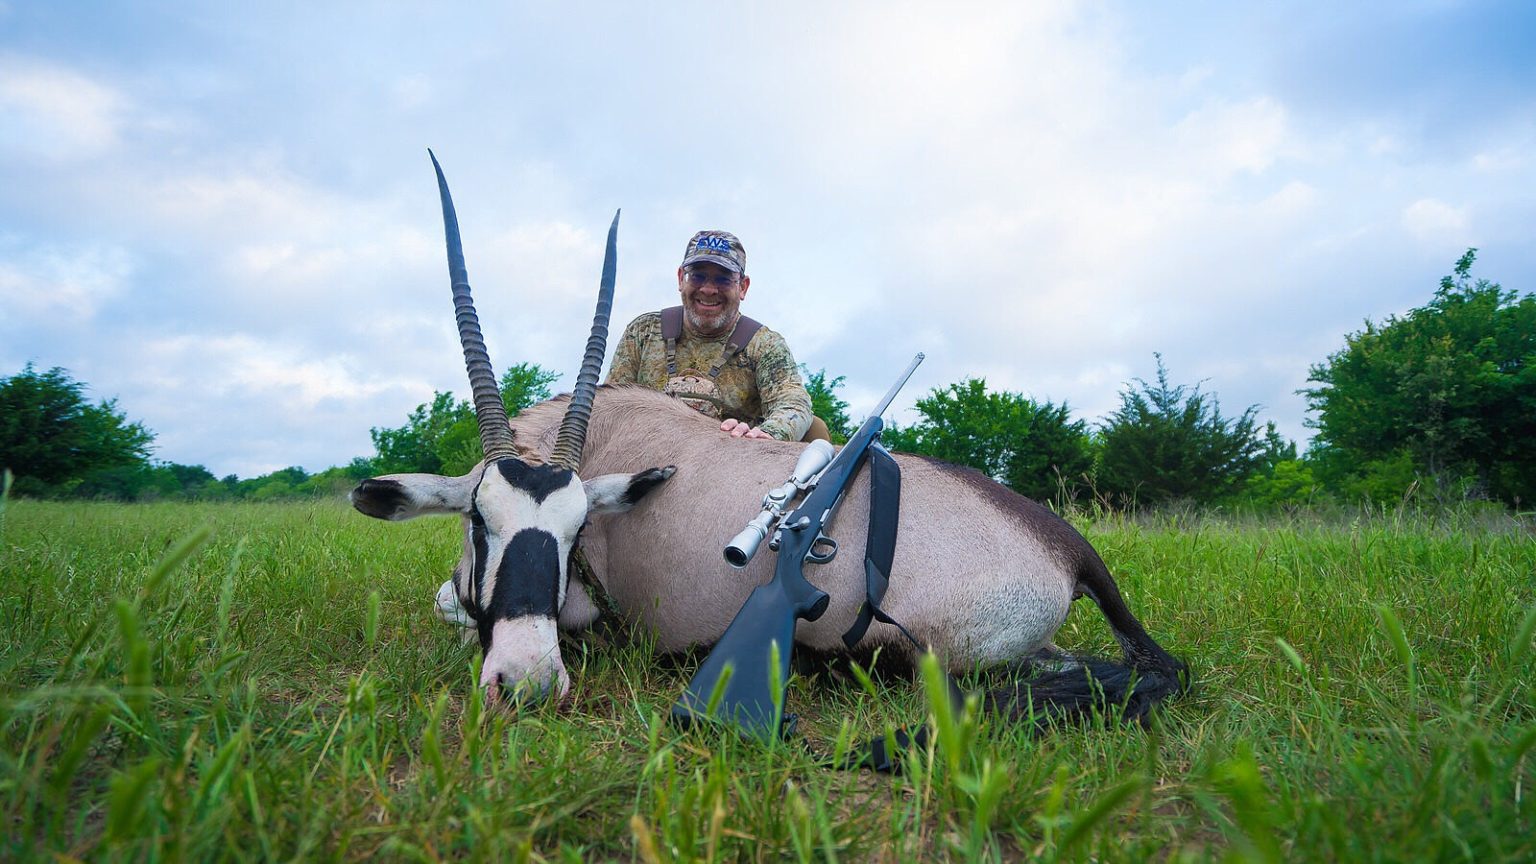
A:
[429,149,518,462]
[550,209,620,471]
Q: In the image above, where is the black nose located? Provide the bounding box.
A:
[496,673,554,707]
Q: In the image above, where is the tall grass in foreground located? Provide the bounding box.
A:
[1,499,1532,861]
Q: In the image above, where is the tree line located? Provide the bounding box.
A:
[4,250,1530,509]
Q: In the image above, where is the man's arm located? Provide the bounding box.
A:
[749,330,814,441]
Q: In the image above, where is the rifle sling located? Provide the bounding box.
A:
[835,444,966,774]
[842,443,902,649]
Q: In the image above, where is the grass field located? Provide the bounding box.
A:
[1,496,1532,861]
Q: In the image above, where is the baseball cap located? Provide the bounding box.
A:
[681,230,746,274]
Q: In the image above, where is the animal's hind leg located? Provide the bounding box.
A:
[1026,643,1082,674]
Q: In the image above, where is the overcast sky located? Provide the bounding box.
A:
[3,1,1533,479]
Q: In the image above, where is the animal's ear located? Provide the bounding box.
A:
[351,472,477,520]
[584,466,677,515]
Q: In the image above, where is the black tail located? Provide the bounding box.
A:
[991,557,1188,728]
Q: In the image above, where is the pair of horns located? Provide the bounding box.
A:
[429,150,614,472]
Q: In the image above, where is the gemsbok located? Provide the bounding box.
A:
[351,154,1188,730]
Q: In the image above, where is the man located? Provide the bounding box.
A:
[607,230,824,442]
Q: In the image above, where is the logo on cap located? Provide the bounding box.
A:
[681,230,746,273]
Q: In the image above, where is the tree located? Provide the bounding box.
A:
[296,458,379,497]
[1097,356,1269,506]
[884,378,1093,504]
[371,363,561,476]
[71,461,219,500]
[237,466,310,499]
[371,390,470,475]
[1303,249,1536,504]
[500,362,562,414]
[1235,425,1318,508]
[801,366,853,443]
[0,364,154,496]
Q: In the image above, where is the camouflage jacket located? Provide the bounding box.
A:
[605,311,814,441]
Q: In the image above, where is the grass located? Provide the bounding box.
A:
[1,496,1532,861]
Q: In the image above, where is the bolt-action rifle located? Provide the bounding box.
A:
[671,353,924,743]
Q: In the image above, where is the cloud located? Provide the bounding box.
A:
[4,4,1535,478]
[0,56,126,160]
[140,333,411,405]
[1401,198,1468,244]
[392,75,432,110]
[0,239,130,320]
[1172,96,1291,176]
[121,332,438,477]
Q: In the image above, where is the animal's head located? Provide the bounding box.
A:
[351,151,670,705]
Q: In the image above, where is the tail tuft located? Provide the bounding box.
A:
[989,653,1188,730]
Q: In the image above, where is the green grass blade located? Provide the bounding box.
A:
[1058,774,1144,855]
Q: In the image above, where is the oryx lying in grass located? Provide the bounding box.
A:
[352,156,1187,722]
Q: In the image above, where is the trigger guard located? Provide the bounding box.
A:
[807,535,838,564]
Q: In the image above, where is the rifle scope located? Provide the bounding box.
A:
[723,439,835,568]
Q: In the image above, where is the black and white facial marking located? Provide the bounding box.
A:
[352,461,676,704]
[458,459,587,702]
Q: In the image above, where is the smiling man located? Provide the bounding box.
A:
[605,230,818,442]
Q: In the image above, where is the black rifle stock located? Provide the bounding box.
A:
[671,354,923,743]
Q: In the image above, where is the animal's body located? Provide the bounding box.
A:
[510,386,1179,691]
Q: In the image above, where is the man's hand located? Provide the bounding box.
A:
[720,418,773,440]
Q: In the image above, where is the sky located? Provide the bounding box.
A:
[3,1,1533,479]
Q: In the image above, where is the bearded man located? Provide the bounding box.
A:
[606,230,826,442]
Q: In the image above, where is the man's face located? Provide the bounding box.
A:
[677,262,750,337]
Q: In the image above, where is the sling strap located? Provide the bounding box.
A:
[832,443,967,774]
[660,305,763,378]
[842,443,904,649]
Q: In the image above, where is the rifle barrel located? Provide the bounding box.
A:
[868,353,924,421]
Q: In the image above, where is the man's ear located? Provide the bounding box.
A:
[737,273,750,301]
[584,466,677,515]
[351,472,477,520]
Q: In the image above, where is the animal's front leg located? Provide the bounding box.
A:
[559,578,602,630]
[436,579,473,628]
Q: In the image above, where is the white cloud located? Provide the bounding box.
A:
[5,4,1535,476]
[1401,198,1468,243]
[0,56,126,160]
[145,169,345,238]
[120,333,441,477]
[1259,180,1319,217]
[392,75,432,110]
[138,333,417,406]
[1172,96,1291,176]
[0,241,130,319]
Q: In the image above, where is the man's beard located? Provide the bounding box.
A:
[683,299,737,336]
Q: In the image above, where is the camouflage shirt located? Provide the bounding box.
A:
[605,311,814,441]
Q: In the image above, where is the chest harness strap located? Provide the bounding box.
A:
[660,305,763,378]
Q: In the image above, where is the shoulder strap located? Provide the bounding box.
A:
[708,315,763,378]
[663,307,764,380]
[661,306,684,376]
